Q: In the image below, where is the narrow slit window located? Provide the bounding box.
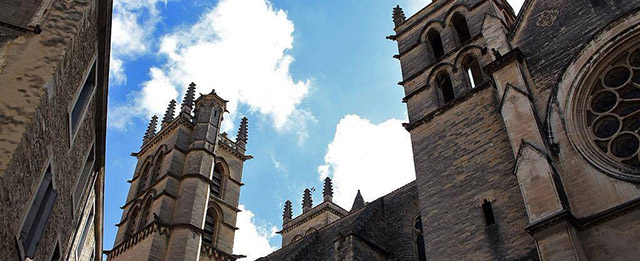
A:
[482,199,496,226]
[19,165,58,259]
[138,198,152,231]
[437,73,455,104]
[452,13,472,44]
[414,216,427,261]
[427,30,445,59]
[464,57,485,89]
[203,209,217,246]
[69,61,97,136]
[73,145,95,215]
[211,164,223,198]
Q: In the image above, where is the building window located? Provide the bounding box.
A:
[568,40,640,181]
[414,215,427,261]
[452,13,472,44]
[436,73,455,104]
[463,56,485,89]
[137,161,152,195]
[126,207,140,239]
[482,200,496,226]
[150,151,165,184]
[202,208,218,246]
[76,207,94,261]
[427,30,445,59]
[291,235,302,244]
[211,163,223,198]
[73,145,95,216]
[18,164,58,259]
[69,60,97,139]
[138,198,153,231]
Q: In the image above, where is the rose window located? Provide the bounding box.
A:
[583,47,640,174]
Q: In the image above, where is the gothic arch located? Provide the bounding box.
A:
[125,205,141,239]
[150,145,168,184]
[211,158,229,198]
[426,62,456,86]
[453,45,485,68]
[291,235,302,244]
[138,195,154,231]
[419,21,445,43]
[443,4,471,25]
[202,203,223,247]
[305,227,317,236]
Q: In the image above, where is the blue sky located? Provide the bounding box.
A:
[105,0,524,258]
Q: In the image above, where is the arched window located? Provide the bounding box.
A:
[211,163,224,198]
[202,208,218,246]
[436,72,455,104]
[427,30,445,59]
[291,235,302,244]
[463,56,485,89]
[151,151,165,184]
[305,227,317,236]
[138,198,153,231]
[414,216,427,261]
[126,207,140,239]
[137,161,151,195]
[451,13,472,44]
[482,200,496,226]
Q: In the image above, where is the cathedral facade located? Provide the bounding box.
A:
[260,0,640,260]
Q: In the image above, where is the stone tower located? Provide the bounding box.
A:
[107,83,251,261]
[390,1,537,260]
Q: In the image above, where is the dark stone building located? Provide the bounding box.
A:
[260,0,640,260]
[0,0,112,260]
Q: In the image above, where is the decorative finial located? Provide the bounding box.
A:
[350,190,365,212]
[236,117,248,149]
[144,115,158,141]
[181,82,196,115]
[323,177,333,202]
[393,5,406,27]
[162,99,176,124]
[302,188,313,213]
[283,200,293,224]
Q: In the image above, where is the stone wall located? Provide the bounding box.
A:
[410,86,536,260]
[0,0,102,260]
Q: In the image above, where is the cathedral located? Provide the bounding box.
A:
[105,0,640,260]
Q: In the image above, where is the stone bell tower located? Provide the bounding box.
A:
[390,1,537,260]
[107,83,252,261]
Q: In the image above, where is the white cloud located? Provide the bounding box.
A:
[318,115,416,208]
[234,205,277,260]
[111,0,313,138]
[109,0,167,85]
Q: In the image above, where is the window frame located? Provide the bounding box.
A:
[72,143,96,218]
[68,56,98,148]
[16,160,58,260]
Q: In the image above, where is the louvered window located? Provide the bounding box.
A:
[211,164,223,198]
[202,209,217,246]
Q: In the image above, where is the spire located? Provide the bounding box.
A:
[350,190,365,212]
[236,117,248,149]
[393,5,406,27]
[323,177,333,202]
[144,115,158,141]
[181,82,196,115]
[162,99,176,124]
[302,188,313,213]
[283,200,293,224]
